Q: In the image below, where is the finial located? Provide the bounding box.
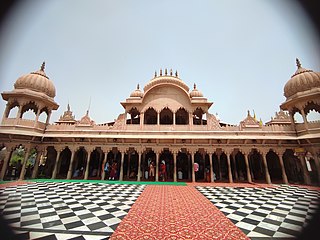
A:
[296,58,301,68]
[40,61,45,71]
[193,83,196,90]
[165,68,168,75]
[154,71,157,78]
[160,69,162,76]
[175,70,178,77]
[137,84,140,90]
[170,69,173,76]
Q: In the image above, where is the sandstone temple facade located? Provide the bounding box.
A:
[0,59,319,185]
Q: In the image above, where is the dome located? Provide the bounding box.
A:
[189,83,203,98]
[14,62,56,98]
[130,84,144,98]
[284,58,320,99]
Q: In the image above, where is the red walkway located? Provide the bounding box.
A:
[111,185,249,240]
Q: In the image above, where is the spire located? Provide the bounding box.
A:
[296,58,301,68]
[40,61,45,71]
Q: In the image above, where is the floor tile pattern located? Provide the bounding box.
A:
[0,182,145,240]
[197,185,320,239]
[111,185,249,240]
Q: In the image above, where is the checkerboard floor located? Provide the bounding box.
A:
[0,182,145,240]
[196,185,320,239]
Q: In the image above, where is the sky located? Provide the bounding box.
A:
[0,0,319,125]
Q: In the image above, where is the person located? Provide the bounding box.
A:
[149,161,155,180]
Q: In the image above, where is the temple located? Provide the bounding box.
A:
[0,60,319,185]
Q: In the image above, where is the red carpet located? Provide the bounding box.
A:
[111,185,249,239]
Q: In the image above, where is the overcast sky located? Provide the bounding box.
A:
[0,0,319,125]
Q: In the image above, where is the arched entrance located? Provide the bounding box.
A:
[266,150,282,183]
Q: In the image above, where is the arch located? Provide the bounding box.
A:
[283,149,304,184]
[57,148,71,179]
[126,107,140,125]
[21,102,38,120]
[266,150,282,183]
[144,107,157,125]
[193,107,206,125]
[160,107,173,125]
[159,149,173,181]
[176,108,189,125]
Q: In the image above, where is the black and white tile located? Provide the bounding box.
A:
[0,182,145,240]
[197,185,320,239]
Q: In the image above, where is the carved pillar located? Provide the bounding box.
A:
[244,153,252,183]
[261,151,271,184]
[279,151,288,184]
[119,151,125,181]
[84,150,92,180]
[31,149,43,179]
[19,147,32,180]
[226,152,233,183]
[0,148,12,180]
[51,149,62,179]
[173,151,177,182]
[155,151,159,182]
[137,151,142,181]
[209,153,214,183]
[101,153,107,180]
[67,149,75,180]
[191,152,195,182]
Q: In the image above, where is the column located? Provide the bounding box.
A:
[244,153,252,183]
[279,152,288,184]
[209,153,214,183]
[0,148,12,180]
[261,152,271,184]
[119,151,125,181]
[101,153,107,180]
[173,151,177,182]
[51,149,61,179]
[84,151,92,180]
[155,151,159,182]
[191,152,195,182]
[31,149,43,179]
[298,154,311,185]
[67,150,75,179]
[226,153,233,183]
[19,148,31,180]
[137,151,142,181]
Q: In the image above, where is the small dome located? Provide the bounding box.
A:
[130,84,144,98]
[14,62,56,98]
[284,58,320,99]
[189,83,203,98]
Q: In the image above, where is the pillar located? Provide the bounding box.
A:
[31,149,43,179]
[137,151,142,181]
[209,153,214,183]
[51,149,61,179]
[19,148,32,180]
[261,152,271,184]
[84,151,92,180]
[226,153,233,183]
[191,152,195,182]
[155,151,159,182]
[173,151,177,182]
[244,153,252,183]
[119,151,125,181]
[279,152,288,184]
[67,150,75,179]
[0,148,12,180]
[101,153,107,180]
